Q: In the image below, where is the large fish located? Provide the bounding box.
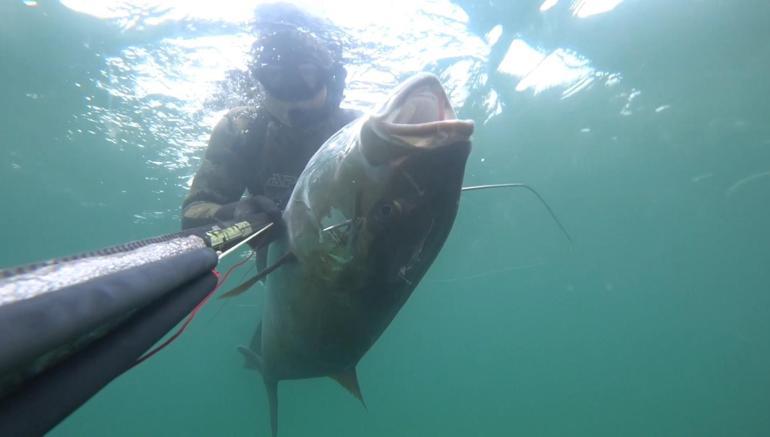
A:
[233,73,474,436]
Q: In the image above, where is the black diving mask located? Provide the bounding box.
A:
[254,62,329,102]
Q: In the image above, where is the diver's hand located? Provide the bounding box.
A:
[234,195,281,222]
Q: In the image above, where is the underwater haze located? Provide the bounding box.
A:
[2,0,770,435]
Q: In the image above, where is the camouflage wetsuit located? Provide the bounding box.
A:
[181,105,361,229]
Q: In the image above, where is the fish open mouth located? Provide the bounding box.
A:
[368,73,475,149]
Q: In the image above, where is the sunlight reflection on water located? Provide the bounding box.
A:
[58,0,625,200]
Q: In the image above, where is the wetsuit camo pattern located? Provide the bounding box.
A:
[181,105,360,229]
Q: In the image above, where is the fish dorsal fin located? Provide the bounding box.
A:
[219,252,295,299]
[330,368,367,409]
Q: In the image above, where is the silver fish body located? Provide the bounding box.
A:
[244,73,474,436]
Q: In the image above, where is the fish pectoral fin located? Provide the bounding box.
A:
[330,368,367,409]
[236,345,263,373]
[219,274,263,299]
[219,252,296,299]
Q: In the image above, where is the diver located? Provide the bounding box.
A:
[181,3,361,230]
[0,6,363,434]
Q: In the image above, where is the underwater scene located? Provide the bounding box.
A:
[1,0,769,436]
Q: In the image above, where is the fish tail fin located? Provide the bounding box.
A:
[264,378,279,437]
[330,367,367,409]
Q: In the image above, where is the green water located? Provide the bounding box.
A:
[2,1,769,435]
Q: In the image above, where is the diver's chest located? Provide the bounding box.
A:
[248,129,329,201]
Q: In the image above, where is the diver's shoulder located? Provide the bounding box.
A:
[208,105,270,153]
[214,105,270,135]
[223,105,268,125]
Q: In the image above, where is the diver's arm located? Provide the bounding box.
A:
[181,110,250,229]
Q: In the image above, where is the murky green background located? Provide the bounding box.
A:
[1,0,769,435]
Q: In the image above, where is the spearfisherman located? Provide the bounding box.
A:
[181,3,361,231]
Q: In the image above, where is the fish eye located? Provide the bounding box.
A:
[374,200,401,222]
